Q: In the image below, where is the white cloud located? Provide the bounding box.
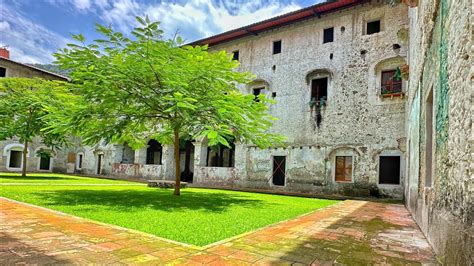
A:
[0,21,11,31]
[73,0,91,10]
[100,0,142,32]
[100,0,302,42]
[1,0,310,63]
[37,0,305,42]
[0,5,71,63]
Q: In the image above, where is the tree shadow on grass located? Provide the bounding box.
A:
[31,188,267,213]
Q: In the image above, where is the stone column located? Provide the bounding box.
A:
[162,145,175,181]
[234,143,247,179]
[134,146,147,165]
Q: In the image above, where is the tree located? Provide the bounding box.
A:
[51,17,286,195]
[0,78,70,176]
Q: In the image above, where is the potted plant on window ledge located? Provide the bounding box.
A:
[380,67,404,99]
[309,96,327,128]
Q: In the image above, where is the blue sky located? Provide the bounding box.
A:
[1,0,323,64]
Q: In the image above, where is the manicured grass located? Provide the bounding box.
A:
[0,173,137,184]
[0,173,339,246]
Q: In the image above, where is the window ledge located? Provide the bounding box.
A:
[380,92,405,99]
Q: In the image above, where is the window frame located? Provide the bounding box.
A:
[272,40,282,55]
[0,66,7,77]
[7,149,23,170]
[310,77,328,106]
[252,87,265,102]
[38,152,53,172]
[334,155,354,183]
[378,155,402,185]
[206,143,235,168]
[380,69,403,96]
[76,153,84,170]
[232,50,239,61]
[366,19,381,35]
[146,140,163,165]
[323,27,334,43]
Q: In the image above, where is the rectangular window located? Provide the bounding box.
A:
[253,87,264,102]
[272,156,286,186]
[207,144,235,167]
[0,67,6,77]
[9,150,22,168]
[273,40,281,54]
[367,20,381,35]
[39,154,51,170]
[232,50,239,61]
[379,156,401,185]
[78,154,83,169]
[381,70,402,95]
[335,156,352,182]
[311,78,328,103]
[323,27,334,43]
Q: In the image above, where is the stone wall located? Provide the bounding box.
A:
[0,137,68,174]
[198,2,409,198]
[405,0,473,264]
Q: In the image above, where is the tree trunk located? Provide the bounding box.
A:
[173,129,181,196]
[22,140,28,177]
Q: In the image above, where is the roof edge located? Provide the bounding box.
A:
[186,0,370,47]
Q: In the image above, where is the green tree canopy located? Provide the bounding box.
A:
[51,17,285,195]
[0,78,70,176]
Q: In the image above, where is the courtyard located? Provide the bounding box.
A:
[0,173,437,264]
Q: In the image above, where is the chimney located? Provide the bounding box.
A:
[0,48,10,59]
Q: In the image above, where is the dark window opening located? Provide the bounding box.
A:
[232,50,239,61]
[146,139,162,165]
[207,143,235,167]
[379,156,401,185]
[179,140,194,182]
[273,40,281,54]
[9,150,22,168]
[323,27,334,43]
[335,156,352,182]
[0,67,6,77]
[272,156,286,186]
[311,78,328,104]
[39,154,51,170]
[253,87,264,102]
[381,70,402,95]
[425,90,434,187]
[121,143,135,164]
[367,20,381,35]
[78,154,83,169]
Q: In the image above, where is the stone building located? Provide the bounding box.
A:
[63,0,410,200]
[0,49,69,174]
[0,1,471,263]
[404,0,472,264]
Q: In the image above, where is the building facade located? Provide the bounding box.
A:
[0,1,472,263]
[404,0,472,264]
[0,53,69,174]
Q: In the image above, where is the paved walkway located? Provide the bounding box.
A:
[0,197,437,265]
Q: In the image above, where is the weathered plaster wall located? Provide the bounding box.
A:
[0,60,68,175]
[0,59,66,81]
[405,0,473,264]
[197,2,409,198]
[0,137,67,173]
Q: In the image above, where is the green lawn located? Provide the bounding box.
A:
[0,173,339,246]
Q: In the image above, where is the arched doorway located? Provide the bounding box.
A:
[146,140,162,165]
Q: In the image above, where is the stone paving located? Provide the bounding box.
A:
[0,197,438,265]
